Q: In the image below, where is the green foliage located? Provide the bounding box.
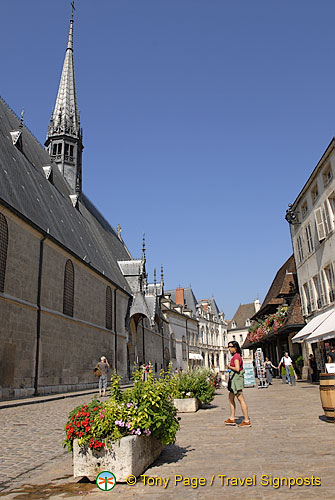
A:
[63,365,179,452]
[294,355,304,367]
[171,368,215,404]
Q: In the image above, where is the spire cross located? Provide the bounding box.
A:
[19,109,24,128]
[71,1,76,20]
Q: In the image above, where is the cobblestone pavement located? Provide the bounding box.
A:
[1,380,335,499]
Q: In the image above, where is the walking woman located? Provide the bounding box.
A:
[225,341,251,427]
[264,357,276,385]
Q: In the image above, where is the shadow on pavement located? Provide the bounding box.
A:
[153,444,192,466]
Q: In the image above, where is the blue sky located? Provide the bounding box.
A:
[1,0,335,318]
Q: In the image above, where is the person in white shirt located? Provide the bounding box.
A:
[278,352,295,385]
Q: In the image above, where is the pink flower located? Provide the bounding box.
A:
[144,429,151,436]
[135,429,141,436]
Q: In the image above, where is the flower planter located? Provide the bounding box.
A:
[173,397,199,413]
[73,435,163,482]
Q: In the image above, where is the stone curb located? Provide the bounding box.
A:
[0,384,134,410]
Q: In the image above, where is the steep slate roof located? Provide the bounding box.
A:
[0,97,131,293]
[227,302,256,330]
[251,255,296,319]
[167,287,198,315]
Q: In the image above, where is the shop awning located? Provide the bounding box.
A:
[292,309,334,343]
[306,309,335,343]
[189,353,203,360]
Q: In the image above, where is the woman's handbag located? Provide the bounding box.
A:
[227,371,235,392]
[93,365,101,377]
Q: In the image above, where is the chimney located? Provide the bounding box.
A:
[176,285,184,307]
[254,299,261,312]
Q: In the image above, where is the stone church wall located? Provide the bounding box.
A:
[0,207,130,400]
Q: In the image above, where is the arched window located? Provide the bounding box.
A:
[0,213,8,293]
[171,333,176,359]
[106,286,113,330]
[182,336,187,360]
[63,259,74,316]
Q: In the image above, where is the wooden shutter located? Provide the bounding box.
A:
[314,207,326,241]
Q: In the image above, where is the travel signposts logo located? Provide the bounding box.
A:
[96,471,116,491]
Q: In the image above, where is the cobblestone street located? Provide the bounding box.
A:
[1,380,334,499]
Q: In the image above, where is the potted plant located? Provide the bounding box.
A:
[171,368,215,412]
[63,367,179,482]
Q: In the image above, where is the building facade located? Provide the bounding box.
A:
[167,286,228,371]
[227,300,261,360]
[0,12,167,399]
[287,138,335,373]
[243,256,304,370]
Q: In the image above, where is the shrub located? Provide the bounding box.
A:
[171,368,215,404]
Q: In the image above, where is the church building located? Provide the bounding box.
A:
[0,11,169,399]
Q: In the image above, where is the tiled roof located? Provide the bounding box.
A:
[0,97,132,293]
[252,255,296,319]
[227,303,256,330]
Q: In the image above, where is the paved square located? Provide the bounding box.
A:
[0,380,334,499]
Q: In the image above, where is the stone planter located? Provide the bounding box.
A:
[173,397,199,412]
[73,435,163,482]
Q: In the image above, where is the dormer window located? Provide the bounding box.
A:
[301,201,308,219]
[245,318,251,327]
[232,321,236,329]
[323,165,333,187]
[311,184,319,204]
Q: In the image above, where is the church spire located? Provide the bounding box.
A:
[45,3,83,194]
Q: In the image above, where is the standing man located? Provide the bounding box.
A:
[278,352,294,385]
[98,356,110,397]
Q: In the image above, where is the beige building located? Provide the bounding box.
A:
[288,138,335,371]
[167,286,228,371]
[227,300,261,361]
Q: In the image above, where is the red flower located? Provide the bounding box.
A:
[85,427,90,432]
[76,422,81,427]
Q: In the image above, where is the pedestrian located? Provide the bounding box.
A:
[278,352,296,386]
[224,341,251,427]
[309,354,318,382]
[98,356,110,397]
[327,345,335,364]
[264,357,276,385]
[142,362,150,381]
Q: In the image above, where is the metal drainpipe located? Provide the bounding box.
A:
[34,234,46,396]
[142,319,145,363]
[114,289,117,372]
[161,317,165,370]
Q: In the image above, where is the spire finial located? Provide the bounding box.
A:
[154,268,157,285]
[19,109,24,128]
[71,1,76,21]
[117,224,122,240]
[160,265,164,287]
[142,233,146,262]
